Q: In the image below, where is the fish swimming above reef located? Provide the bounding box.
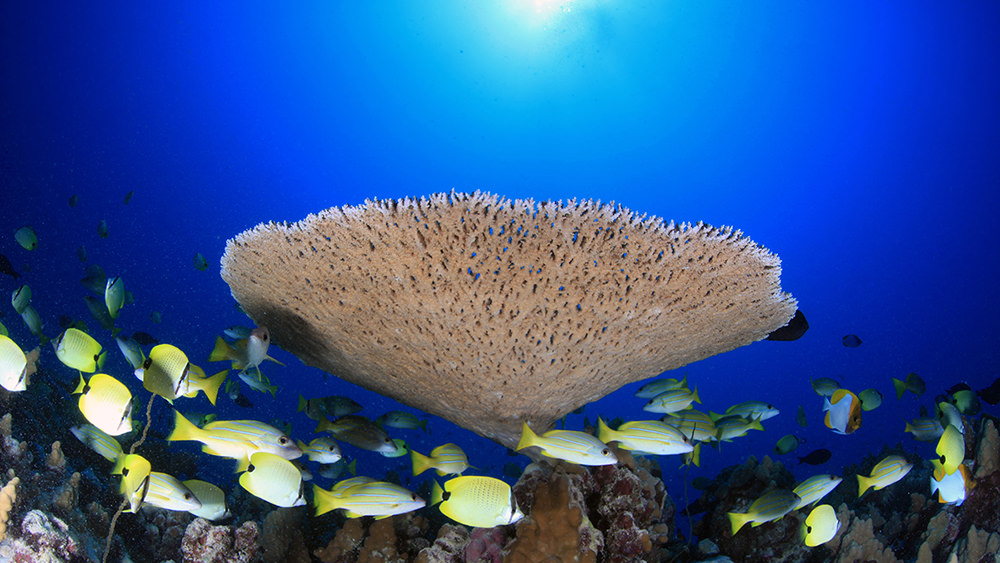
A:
[904,417,945,441]
[313,477,424,518]
[800,504,840,547]
[297,437,343,464]
[431,476,524,528]
[0,334,39,392]
[597,417,693,455]
[634,374,688,399]
[14,226,38,250]
[858,455,913,497]
[728,489,800,535]
[316,415,398,455]
[892,372,926,399]
[298,394,362,421]
[0,254,20,279]
[239,452,305,507]
[823,389,862,435]
[810,378,840,397]
[516,421,617,466]
[411,443,470,476]
[183,480,230,521]
[930,460,972,506]
[792,474,842,509]
[168,411,302,468]
[858,389,883,411]
[73,373,133,436]
[209,326,283,379]
[53,328,106,373]
[797,449,832,466]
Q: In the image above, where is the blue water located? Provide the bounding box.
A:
[1,0,998,539]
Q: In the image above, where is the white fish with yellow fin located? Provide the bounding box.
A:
[823,389,862,435]
[792,474,842,509]
[209,326,283,379]
[857,455,912,497]
[168,411,301,467]
[431,476,524,528]
[104,276,125,320]
[634,374,688,399]
[73,373,133,436]
[410,443,470,476]
[238,452,305,507]
[53,328,106,372]
[144,472,202,512]
[643,386,700,414]
[297,437,342,464]
[930,459,972,506]
[516,421,617,466]
[70,424,123,463]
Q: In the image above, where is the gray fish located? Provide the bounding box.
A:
[298,395,362,421]
[97,219,109,239]
[0,254,21,279]
[69,194,79,207]
[80,264,107,295]
[316,415,397,455]
[193,253,209,272]
[123,190,134,205]
[77,245,87,263]
[83,296,115,331]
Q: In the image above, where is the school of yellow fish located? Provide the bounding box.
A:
[0,268,982,544]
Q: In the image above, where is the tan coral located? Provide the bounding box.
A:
[0,475,19,541]
[505,472,601,563]
[46,440,65,471]
[221,192,797,448]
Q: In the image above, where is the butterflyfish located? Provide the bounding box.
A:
[183,480,231,521]
[11,285,30,314]
[516,421,617,466]
[800,504,840,547]
[20,305,43,339]
[950,389,981,415]
[137,344,192,402]
[796,405,807,427]
[113,454,151,513]
[193,253,209,271]
[823,389,862,435]
[643,386,700,414]
[97,219,109,238]
[312,479,424,518]
[144,472,202,512]
[792,474,842,509]
[774,434,802,455]
[14,226,37,251]
[410,443,470,476]
[0,334,37,392]
[727,489,800,535]
[70,424,123,463]
[167,411,301,466]
[937,402,964,434]
[73,373,133,436]
[82,296,114,332]
[930,460,972,506]
[858,389,883,411]
[597,418,692,455]
[238,452,305,507]
[842,334,862,347]
[53,328,106,373]
[634,374,688,399]
[935,424,964,475]
[104,276,125,320]
[431,476,524,528]
[297,437,343,464]
[857,455,912,497]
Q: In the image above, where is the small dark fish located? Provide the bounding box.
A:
[130,331,159,346]
[503,462,522,480]
[150,311,162,324]
[69,194,79,207]
[946,382,972,394]
[766,309,809,341]
[193,253,209,272]
[97,219,109,239]
[842,334,862,348]
[58,315,74,330]
[80,264,106,295]
[797,449,832,465]
[691,476,714,490]
[571,405,586,415]
[234,393,254,408]
[978,377,1000,405]
[680,496,712,517]
[796,405,807,427]
[83,295,115,331]
[77,245,87,263]
[123,190,134,205]
[0,254,20,279]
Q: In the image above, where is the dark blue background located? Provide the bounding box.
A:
[2,0,998,520]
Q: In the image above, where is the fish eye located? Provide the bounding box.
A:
[263,334,268,341]
[806,525,813,533]
[184,493,193,500]
[142,358,153,369]
[601,449,610,456]
[410,494,417,501]
[279,437,289,445]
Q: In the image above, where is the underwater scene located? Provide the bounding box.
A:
[1,2,999,562]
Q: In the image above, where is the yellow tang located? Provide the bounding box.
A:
[53,328,106,373]
[0,334,36,392]
[73,373,133,436]
[138,344,192,402]
[238,452,305,507]
[431,476,525,528]
[112,454,151,513]
[800,504,840,547]
[935,424,964,475]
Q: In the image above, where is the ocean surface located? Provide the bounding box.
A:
[1,0,998,550]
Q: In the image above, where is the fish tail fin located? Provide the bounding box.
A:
[235,457,250,473]
[72,374,87,394]
[708,411,724,422]
[419,419,428,433]
[410,449,432,476]
[297,395,307,413]
[315,417,331,434]
[516,421,537,451]
[728,511,751,535]
[347,459,357,476]
[892,378,907,400]
[208,336,235,363]
[691,386,701,404]
[202,370,228,406]
[904,419,913,433]
[266,354,285,366]
[167,410,201,443]
[596,417,616,444]
[750,418,765,432]
[857,475,872,497]
[430,480,444,507]
[267,382,279,398]
[312,484,341,516]
[96,350,108,371]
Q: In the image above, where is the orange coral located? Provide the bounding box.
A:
[505,473,601,563]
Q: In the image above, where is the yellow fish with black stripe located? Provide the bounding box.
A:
[410,443,470,476]
[431,476,524,528]
[73,373,133,436]
[0,334,38,392]
[239,452,305,507]
[53,328,106,373]
[112,454,151,513]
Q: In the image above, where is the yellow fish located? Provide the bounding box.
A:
[431,476,524,528]
[183,480,231,521]
[642,387,701,414]
[792,474,842,509]
[11,285,31,314]
[823,389,862,435]
[238,452,305,507]
[184,364,228,406]
[313,478,424,518]
[209,326,283,378]
[857,455,912,497]
[144,472,202,512]
[634,374,688,398]
[112,454,151,513]
[53,328,106,373]
[0,334,38,392]
[516,421,617,466]
[70,424,123,463]
[73,373,133,436]
[930,460,973,506]
[167,411,301,466]
[800,504,840,547]
[728,489,800,535]
[597,418,693,455]
[410,443,470,476]
[136,344,192,402]
[297,437,343,464]
[935,424,964,475]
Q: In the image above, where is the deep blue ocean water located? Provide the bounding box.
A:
[1,0,998,542]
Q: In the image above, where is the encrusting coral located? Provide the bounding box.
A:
[221,191,797,449]
[0,475,19,541]
[180,518,263,563]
